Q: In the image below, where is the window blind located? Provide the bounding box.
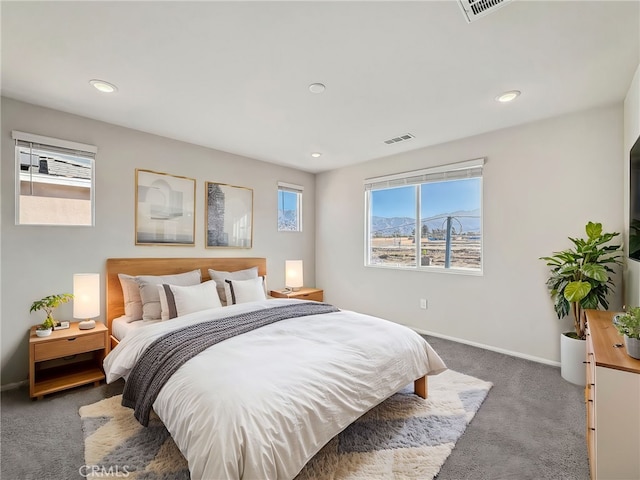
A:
[364,158,484,191]
[278,181,304,194]
[12,130,97,159]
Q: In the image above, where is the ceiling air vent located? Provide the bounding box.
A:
[457,0,513,23]
[384,133,415,145]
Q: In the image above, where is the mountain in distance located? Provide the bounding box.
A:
[372,209,481,236]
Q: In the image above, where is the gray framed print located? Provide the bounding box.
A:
[206,182,253,248]
[135,169,196,246]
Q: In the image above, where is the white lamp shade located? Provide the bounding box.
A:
[73,273,100,319]
[285,260,304,289]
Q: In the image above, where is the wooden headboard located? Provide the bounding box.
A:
[106,257,267,338]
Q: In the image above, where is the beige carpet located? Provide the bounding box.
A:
[80,369,491,479]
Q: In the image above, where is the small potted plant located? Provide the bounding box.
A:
[613,307,640,359]
[30,293,73,337]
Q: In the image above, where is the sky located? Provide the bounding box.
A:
[278,190,298,212]
[371,178,481,218]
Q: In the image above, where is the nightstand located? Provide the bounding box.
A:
[270,287,324,302]
[29,322,109,399]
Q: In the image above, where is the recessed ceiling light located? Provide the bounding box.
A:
[309,83,326,94]
[89,79,118,93]
[311,152,322,158]
[495,90,520,103]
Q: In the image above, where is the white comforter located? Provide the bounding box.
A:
[104,299,446,480]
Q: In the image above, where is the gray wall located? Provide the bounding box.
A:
[1,94,631,384]
[317,104,624,364]
[1,97,316,385]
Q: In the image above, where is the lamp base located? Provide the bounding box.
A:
[78,320,96,330]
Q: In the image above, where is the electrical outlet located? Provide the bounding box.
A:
[420,298,427,309]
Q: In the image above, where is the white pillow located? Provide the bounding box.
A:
[158,280,222,320]
[136,269,202,320]
[208,267,258,305]
[118,274,143,321]
[224,276,267,305]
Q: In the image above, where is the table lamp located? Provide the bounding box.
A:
[285,260,303,292]
[74,273,100,329]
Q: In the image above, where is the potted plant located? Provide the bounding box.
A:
[30,293,73,337]
[613,307,640,359]
[540,221,622,384]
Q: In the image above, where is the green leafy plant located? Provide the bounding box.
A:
[30,293,73,329]
[614,307,640,340]
[540,221,622,340]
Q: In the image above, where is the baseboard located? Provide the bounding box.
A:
[411,327,561,367]
[0,379,27,392]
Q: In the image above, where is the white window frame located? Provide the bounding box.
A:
[13,130,97,226]
[277,181,303,232]
[364,158,484,274]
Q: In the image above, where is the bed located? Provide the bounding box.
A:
[103,257,446,480]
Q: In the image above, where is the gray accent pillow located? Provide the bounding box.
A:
[135,269,202,320]
[208,267,258,306]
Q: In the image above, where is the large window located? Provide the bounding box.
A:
[14,131,96,226]
[365,158,483,273]
[278,182,303,232]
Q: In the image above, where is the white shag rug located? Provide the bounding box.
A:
[79,369,491,479]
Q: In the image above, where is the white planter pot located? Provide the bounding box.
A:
[624,335,640,360]
[35,327,52,337]
[560,333,586,386]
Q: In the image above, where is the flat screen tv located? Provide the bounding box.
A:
[630,134,640,261]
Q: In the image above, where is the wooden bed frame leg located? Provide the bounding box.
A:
[414,375,428,399]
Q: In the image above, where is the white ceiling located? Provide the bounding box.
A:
[2,1,638,173]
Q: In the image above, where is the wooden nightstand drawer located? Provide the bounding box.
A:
[33,331,105,361]
[293,291,323,302]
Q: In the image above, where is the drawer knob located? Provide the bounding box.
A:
[68,338,77,342]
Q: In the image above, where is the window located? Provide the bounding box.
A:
[365,158,483,273]
[278,182,303,232]
[14,131,96,226]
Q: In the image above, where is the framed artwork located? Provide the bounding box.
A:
[135,169,196,246]
[206,182,253,248]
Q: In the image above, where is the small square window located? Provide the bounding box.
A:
[278,182,303,232]
[14,131,96,226]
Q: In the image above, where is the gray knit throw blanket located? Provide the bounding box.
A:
[122,302,340,426]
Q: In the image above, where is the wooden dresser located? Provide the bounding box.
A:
[585,310,640,480]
